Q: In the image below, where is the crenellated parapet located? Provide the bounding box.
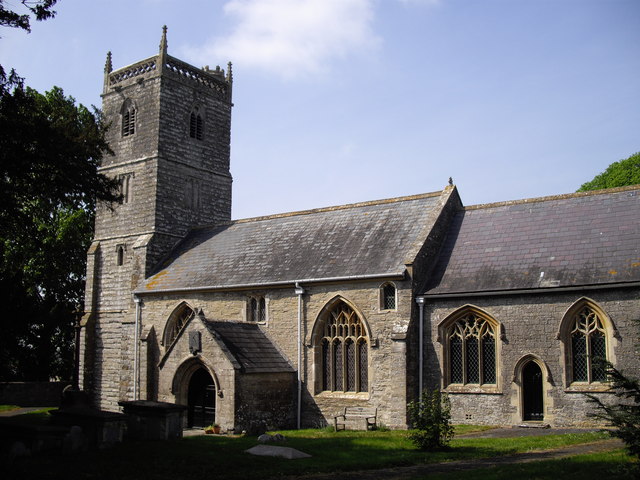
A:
[164,56,231,101]
[103,26,232,102]
[107,56,157,87]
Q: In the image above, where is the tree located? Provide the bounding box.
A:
[578,152,640,192]
[0,1,57,85]
[0,0,119,381]
[0,0,56,31]
[407,389,454,450]
[0,84,120,380]
[587,362,640,464]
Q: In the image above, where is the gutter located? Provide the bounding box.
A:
[418,280,640,300]
[134,271,405,296]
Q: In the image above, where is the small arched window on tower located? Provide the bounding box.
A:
[115,244,126,266]
[119,172,134,204]
[189,107,204,140]
[122,99,136,137]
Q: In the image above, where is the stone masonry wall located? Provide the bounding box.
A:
[83,55,233,411]
[136,276,415,429]
[424,288,640,427]
[236,372,296,433]
[155,317,238,430]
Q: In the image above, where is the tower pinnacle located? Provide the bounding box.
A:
[159,25,168,55]
[104,51,112,74]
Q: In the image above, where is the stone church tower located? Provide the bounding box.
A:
[81,27,233,409]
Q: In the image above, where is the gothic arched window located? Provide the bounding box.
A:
[443,310,497,387]
[122,99,136,137]
[318,301,369,393]
[189,107,203,140]
[569,305,608,383]
[162,303,195,347]
[557,299,614,389]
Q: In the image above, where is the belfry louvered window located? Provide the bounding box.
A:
[190,108,203,140]
[122,100,136,137]
[320,301,369,393]
[448,313,496,386]
[570,306,607,383]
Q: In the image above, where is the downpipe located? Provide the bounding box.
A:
[295,282,306,429]
[133,295,142,401]
[415,296,425,398]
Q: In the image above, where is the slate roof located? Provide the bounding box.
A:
[142,191,447,292]
[424,186,640,295]
[205,321,294,373]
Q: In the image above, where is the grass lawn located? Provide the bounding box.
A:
[4,418,632,480]
[425,449,637,480]
[0,405,20,413]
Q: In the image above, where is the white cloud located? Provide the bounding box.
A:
[185,0,380,79]
[396,0,441,6]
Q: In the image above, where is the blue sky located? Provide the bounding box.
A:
[2,0,639,219]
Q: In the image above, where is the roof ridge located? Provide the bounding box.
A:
[465,184,640,211]
[229,190,444,225]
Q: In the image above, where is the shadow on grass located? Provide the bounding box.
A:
[425,449,637,480]
[2,429,613,480]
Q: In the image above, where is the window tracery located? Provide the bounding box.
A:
[163,304,195,347]
[446,312,496,386]
[569,306,607,383]
[319,301,368,393]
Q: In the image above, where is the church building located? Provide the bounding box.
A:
[80,29,640,432]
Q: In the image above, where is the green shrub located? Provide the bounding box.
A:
[407,388,454,450]
[587,361,640,461]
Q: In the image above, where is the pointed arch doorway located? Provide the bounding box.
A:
[522,361,544,421]
[187,367,216,428]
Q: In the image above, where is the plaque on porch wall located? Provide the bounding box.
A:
[189,331,201,355]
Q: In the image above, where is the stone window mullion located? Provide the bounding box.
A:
[446,313,497,387]
[318,301,369,394]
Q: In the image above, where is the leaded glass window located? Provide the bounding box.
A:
[358,339,368,391]
[447,313,496,386]
[570,306,607,383]
[322,339,331,391]
[345,339,356,391]
[320,301,369,393]
[333,339,343,391]
[381,283,396,310]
